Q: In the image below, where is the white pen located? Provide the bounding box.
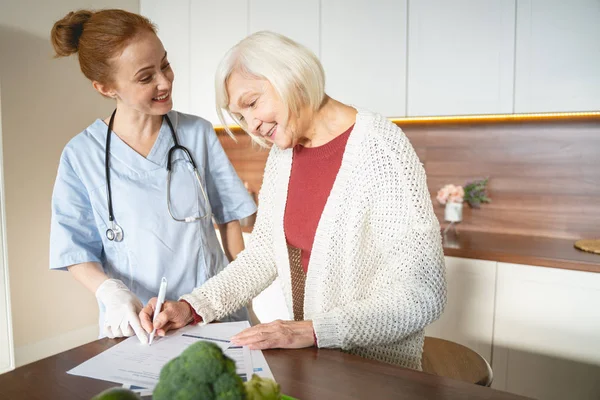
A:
[148,277,168,346]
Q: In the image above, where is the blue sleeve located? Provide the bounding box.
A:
[203,125,257,224]
[49,154,103,271]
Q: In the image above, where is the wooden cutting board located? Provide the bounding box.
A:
[574,239,600,255]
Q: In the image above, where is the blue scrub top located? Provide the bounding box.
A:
[50,111,256,330]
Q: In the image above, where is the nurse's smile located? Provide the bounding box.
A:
[153,92,170,102]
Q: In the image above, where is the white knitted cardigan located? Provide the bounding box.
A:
[181,110,447,370]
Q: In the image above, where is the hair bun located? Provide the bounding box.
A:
[50,10,93,57]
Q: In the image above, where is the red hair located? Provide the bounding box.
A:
[51,9,156,84]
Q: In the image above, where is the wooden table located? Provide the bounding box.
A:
[0,339,532,400]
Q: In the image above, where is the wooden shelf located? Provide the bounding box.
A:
[223,223,600,273]
[442,230,600,273]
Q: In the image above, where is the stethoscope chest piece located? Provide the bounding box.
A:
[106,221,123,242]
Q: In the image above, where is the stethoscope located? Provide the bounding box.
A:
[105,109,210,242]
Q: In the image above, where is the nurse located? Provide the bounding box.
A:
[49,9,256,343]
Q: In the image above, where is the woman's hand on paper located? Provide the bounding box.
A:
[139,299,193,337]
[230,320,315,350]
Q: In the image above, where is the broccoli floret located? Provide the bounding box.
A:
[244,374,282,400]
[179,339,227,383]
[91,387,141,400]
[214,372,246,400]
[153,341,246,400]
[224,356,237,375]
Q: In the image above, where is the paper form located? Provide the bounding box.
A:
[250,348,275,380]
[224,345,253,382]
[124,347,270,397]
[68,321,267,391]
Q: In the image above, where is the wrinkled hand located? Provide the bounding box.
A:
[230,320,315,350]
[140,299,193,337]
[95,279,148,344]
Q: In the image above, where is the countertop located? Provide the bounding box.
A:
[442,229,600,273]
[231,224,600,273]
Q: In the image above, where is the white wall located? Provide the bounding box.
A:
[0,0,139,369]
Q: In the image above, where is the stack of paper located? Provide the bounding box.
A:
[68,321,273,396]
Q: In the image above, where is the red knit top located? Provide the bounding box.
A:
[284,125,354,273]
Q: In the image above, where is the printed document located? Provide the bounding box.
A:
[68,321,268,391]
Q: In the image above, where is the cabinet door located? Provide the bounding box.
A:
[189,1,249,125]
[143,0,250,125]
[492,262,600,399]
[141,0,192,114]
[407,0,515,116]
[425,256,496,363]
[249,0,320,56]
[514,0,600,113]
[321,0,408,117]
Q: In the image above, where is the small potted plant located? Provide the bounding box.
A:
[436,178,491,223]
[436,184,465,222]
[462,178,492,209]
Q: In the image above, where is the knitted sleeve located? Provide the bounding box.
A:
[179,147,279,322]
[312,124,447,349]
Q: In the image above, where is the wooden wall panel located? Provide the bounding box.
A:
[217,120,600,240]
[218,132,269,196]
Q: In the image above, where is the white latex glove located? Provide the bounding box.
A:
[95,279,148,344]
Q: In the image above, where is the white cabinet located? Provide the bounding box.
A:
[514,0,600,113]
[140,0,192,114]
[425,256,496,363]
[143,0,600,122]
[142,0,249,125]
[429,258,600,400]
[321,0,408,117]
[492,262,600,400]
[188,1,249,125]
[249,0,320,56]
[407,0,516,116]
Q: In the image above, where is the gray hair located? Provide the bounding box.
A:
[215,31,325,144]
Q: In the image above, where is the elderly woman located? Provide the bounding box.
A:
[141,31,446,370]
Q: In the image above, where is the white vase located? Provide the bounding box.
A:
[444,202,463,222]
